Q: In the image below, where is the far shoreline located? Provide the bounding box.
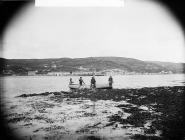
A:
[1,73,184,77]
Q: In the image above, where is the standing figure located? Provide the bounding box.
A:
[79,77,85,86]
[90,76,96,89]
[69,78,73,85]
[108,76,113,88]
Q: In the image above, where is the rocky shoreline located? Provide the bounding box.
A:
[3,86,185,140]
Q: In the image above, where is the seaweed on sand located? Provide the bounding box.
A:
[130,134,162,140]
[15,86,185,140]
[105,86,185,140]
[16,91,64,98]
[77,135,103,140]
[107,110,152,127]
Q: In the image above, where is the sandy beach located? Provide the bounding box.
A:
[1,86,184,140]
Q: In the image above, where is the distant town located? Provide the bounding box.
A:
[0,57,184,76]
[1,65,175,76]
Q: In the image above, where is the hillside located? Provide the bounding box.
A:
[0,57,184,75]
[147,61,184,73]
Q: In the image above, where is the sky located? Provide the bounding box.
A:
[2,0,185,63]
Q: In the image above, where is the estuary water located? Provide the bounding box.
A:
[0,74,184,98]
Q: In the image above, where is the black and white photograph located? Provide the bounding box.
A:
[0,0,185,140]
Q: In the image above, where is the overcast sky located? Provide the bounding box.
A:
[2,0,185,62]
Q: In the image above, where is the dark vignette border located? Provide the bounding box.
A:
[0,1,32,140]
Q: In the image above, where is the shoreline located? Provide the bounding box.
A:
[2,86,185,140]
[1,73,184,77]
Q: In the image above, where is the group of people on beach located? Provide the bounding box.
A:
[69,76,113,89]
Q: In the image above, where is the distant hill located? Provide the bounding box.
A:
[0,57,184,74]
[147,61,185,73]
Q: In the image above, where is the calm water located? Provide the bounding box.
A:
[0,74,185,98]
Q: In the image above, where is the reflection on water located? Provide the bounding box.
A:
[0,74,185,98]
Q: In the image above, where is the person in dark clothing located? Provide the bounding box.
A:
[69,78,74,85]
[79,77,85,86]
[108,76,113,88]
[90,76,96,89]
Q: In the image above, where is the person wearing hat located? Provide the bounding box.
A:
[79,77,85,86]
[90,76,96,89]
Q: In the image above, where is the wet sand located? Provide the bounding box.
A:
[2,86,185,140]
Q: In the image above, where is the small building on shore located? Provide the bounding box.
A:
[47,71,70,76]
[28,71,37,76]
[100,69,126,76]
[72,71,93,76]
